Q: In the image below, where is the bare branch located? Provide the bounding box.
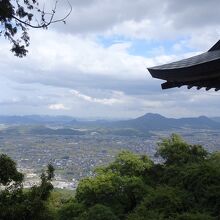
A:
[11,0,72,29]
[50,0,72,24]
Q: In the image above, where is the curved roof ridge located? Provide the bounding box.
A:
[208,40,220,52]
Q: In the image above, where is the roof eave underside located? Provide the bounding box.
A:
[161,77,220,91]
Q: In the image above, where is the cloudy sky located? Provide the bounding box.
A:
[1,0,220,119]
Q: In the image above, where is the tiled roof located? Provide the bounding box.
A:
[148,40,220,91]
[150,50,220,70]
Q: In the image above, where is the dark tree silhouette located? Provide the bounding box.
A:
[0,0,72,57]
[0,155,55,220]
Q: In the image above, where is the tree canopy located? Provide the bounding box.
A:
[0,0,72,57]
[0,155,55,220]
[58,134,220,220]
[1,134,220,219]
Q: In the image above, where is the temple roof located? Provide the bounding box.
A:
[148,40,220,91]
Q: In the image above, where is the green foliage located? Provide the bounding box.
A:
[77,204,119,220]
[58,199,86,220]
[1,134,220,220]
[0,159,55,220]
[75,172,147,217]
[57,136,220,219]
[98,151,152,176]
[156,134,208,166]
[0,154,23,185]
[75,151,152,218]
[127,186,185,220]
[175,212,215,220]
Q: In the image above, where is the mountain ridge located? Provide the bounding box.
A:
[0,114,220,131]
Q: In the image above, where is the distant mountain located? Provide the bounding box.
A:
[177,116,220,129]
[114,113,173,131]
[113,113,220,132]
[0,125,85,136]
[0,115,76,125]
[1,114,220,135]
[211,117,220,123]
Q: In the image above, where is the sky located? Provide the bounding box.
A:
[1,0,220,119]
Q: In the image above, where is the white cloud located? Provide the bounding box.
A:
[48,103,70,110]
[70,89,124,105]
[0,30,151,82]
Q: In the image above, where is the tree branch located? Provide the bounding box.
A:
[11,0,72,29]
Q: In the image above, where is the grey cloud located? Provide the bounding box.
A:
[53,0,159,33]
[52,0,220,41]
[2,75,220,118]
[165,0,220,29]
[3,67,160,96]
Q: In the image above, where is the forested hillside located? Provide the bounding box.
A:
[0,134,219,219]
